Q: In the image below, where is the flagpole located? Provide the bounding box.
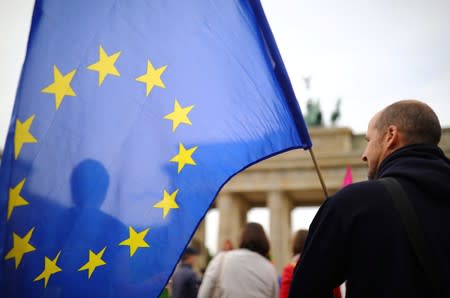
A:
[308,148,329,199]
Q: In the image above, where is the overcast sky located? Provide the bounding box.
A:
[263,0,450,130]
[1,0,450,253]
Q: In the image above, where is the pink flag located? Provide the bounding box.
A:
[342,166,353,187]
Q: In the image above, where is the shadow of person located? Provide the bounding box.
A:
[53,159,129,298]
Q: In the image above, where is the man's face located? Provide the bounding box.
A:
[361,113,385,180]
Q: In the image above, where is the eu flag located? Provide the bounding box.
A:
[0,0,311,297]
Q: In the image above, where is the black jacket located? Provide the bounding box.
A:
[289,144,450,298]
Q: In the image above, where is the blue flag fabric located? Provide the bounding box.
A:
[0,0,312,297]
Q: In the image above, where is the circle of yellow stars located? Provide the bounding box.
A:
[5,44,199,288]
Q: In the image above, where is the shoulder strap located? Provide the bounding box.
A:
[379,177,442,297]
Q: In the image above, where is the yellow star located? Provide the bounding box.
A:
[164,99,194,132]
[87,45,121,86]
[7,178,29,221]
[136,60,167,96]
[78,247,107,279]
[14,115,37,159]
[4,227,36,269]
[170,143,198,174]
[119,226,150,257]
[153,189,179,218]
[41,65,77,109]
[34,251,62,288]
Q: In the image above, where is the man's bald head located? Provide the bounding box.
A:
[375,100,441,145]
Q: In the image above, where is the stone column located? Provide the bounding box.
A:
[268,190,292,273]
[217,192,248,251]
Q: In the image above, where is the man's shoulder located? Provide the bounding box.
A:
[328,179,388,208]
[338,179,385,195]
[315,179,396,233]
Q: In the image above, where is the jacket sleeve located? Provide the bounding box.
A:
[197,252,223,298]
[288,195,348,298]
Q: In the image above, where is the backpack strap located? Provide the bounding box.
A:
[379,177,442,297]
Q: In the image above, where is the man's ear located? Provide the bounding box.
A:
[385,125,400,149]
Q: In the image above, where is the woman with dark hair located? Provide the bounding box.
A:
[198,222,278,298]
[280,230,341,298]
[279,230,308,298]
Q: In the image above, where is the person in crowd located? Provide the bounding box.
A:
[171,246,200,298]
[280,230,308,298]
[289,100,450,298]
[280,230,341,298]
[198,222,279,298]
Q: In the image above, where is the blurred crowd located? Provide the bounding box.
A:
[167,222,342,298]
